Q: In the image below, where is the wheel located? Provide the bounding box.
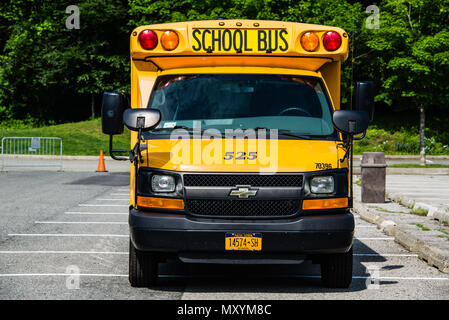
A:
[129,240,158,287]
[320,246,353,288]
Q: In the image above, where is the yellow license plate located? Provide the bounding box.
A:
[191,29,289,53]
[225,233,262,251]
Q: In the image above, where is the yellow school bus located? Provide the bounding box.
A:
[101,19,373,288]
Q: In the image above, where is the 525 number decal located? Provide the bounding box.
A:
[224,152,257,160]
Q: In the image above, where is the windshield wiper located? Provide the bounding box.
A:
[240,127,313,140]
[150,125,206,132]
[277,130,314,140]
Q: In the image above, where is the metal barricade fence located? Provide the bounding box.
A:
[1,137,63,171]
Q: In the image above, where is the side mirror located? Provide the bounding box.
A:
[123,108,161,132]
[333,110,370,135]
[101,92,126,135]
[353,81,374,121]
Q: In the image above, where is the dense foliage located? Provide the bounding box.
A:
[0,0,448,142]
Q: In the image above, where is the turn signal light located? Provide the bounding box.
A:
[302,197,348,210]
[300,32,319,52]
[161,30,179,51]
[322,31,342,51]
[137,196,184,210]
[138,29,158,50]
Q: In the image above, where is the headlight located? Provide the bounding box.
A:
[310,176,334,194]
[151,175,176,192]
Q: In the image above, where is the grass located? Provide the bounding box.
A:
[368,205,404,214]
[388,163,449,168]
[410,207,429,216]
[437,228,449,236]
[0,118,130,156]
[412,223,431,231]
[353,111,449,155]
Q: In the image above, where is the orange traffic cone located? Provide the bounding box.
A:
[96,150,108,172]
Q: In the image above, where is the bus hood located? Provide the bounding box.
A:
[141,139,342,172]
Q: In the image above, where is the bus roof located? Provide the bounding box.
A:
[130,20,348,72]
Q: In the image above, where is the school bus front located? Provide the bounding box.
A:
[101,19,373,289]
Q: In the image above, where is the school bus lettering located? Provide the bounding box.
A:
[191,28,289,53]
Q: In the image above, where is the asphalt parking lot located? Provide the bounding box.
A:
[0,171,448,300]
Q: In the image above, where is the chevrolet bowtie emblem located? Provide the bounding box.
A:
[229,187,258,199]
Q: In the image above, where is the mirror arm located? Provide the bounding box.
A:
[109,135,129,161]
[353,130,366,141]
[132,128,144,207]
[348,134,354,208]
[338,135,353,208]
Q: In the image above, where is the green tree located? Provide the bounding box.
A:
[365,0,449,164]
[0,0,130,124]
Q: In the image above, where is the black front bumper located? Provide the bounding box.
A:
[129,208,354,256]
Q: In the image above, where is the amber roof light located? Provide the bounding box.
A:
[300,32,319,52]
[161,30,179,51]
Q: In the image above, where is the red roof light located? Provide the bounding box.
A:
[138,30,158,50]
[323,31,342,51]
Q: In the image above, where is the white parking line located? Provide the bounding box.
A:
[0,273,447,281]
[0,273,128,277]
[159,274,449,281]
[367,276,449,281]
[7,234,392,240]
[34,221,127,225]
[65,212,128,215]
[0,251,128,254]
[110,193,130,196]
[96,199,129,201]
[79,204,128,207]
[354,253,418,257]
[356,237,395,240]
[8,233,128,237]
[0,251,417,257]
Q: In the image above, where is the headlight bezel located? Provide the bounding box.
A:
[137,169,183,197]
[151,174,176,193]
[310,175,335,194]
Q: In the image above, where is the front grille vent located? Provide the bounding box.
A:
[185,199,300,217]
[183,174,303,187]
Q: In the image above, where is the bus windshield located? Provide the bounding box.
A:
[147,74,337,139]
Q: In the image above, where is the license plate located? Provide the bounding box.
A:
[225,233,262,251]
[191,29,289,53]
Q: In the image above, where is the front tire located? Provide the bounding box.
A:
[129,240,158,287]
[320,246,353,288]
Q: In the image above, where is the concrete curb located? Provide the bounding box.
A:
[353,201,449,274]
[354,155,449,160]
[387,192,449,225]
[353,167,449,175]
